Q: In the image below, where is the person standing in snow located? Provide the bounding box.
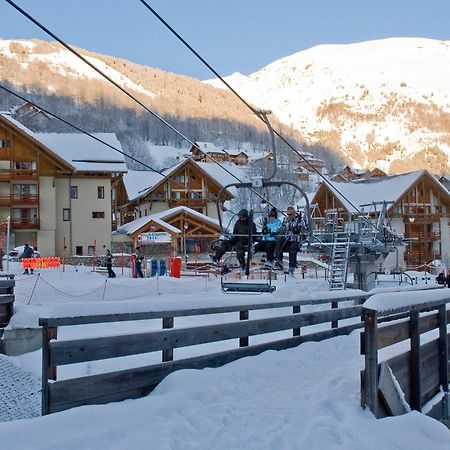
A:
[21,242,34,275]
[105,249,116,278]
[135,246,144,278]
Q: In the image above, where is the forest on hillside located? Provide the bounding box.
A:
[0,82,343,174]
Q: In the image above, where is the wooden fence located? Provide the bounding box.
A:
[40,291,373,415]
[361,293,450,422]
[0,274,15,330]
[39,286,443,416]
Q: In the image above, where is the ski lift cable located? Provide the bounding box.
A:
[4,0,282,216]
[137,0,382,231]
[0,84,187,191]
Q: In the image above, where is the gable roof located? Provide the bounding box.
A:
[122,158,241,202]
[194,142,227,155]
[116,206,220,236]
[313,170,450,213]
[0,113,126,174]
[0,113,73,171]
[35,133,126,173]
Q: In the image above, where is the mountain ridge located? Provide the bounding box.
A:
[1,37,448,174]
[206,37,450,175]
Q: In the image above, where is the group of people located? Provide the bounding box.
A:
[210,205,308,276]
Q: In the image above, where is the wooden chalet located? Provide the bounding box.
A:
[225,150,249,165]
[311,170,450,268]
[114,206,221,255]
[331,166,387,182]
[190,141,229,163]
[0,113,126,256]
[113,158,236,228]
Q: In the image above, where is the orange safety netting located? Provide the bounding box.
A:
[22,257,61,269]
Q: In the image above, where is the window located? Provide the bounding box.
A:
[70,186,78,199]
[13,160,36,171]
[97,186,105,199]
[92,211,105,219]
[63,208,70,221]
[76,246,83,256]
[87,246,95,256]
[0,139,12,148]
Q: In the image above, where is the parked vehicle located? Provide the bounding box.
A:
[6,246,41,261]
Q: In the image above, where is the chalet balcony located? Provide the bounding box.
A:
[0,169,39,181]
[168,198,207,208]
[11,217,40,229]
[0,194,39,206]
[402,212,442,223]
[0,170,11,181]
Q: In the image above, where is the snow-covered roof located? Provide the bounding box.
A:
[196,161,247,191]
[122,169,166,201]
[194,142,227,155]
[0,113,126,174]
[225,149,248,157]
[116,206,220,236]
[123,159,243,202]
[35,133,126,173]
[320,170,433,212]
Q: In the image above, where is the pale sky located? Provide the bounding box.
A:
[1,0,449,79]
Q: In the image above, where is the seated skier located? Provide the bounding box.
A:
[274,206,306,276]
[210,209,257,271]
[254,208,282,268]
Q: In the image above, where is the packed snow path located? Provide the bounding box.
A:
[0,354,40,422]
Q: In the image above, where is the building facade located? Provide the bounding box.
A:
[0,113,126,256]
[311,170,450,269]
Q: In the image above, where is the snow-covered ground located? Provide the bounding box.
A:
[1,265,449,449]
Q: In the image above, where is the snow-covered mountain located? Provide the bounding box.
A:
[206,38,450,174]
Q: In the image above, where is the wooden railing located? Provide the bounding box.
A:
[361,289,450,421]
[11,217,40,229]
[0,194,38,205]
[39,285,441,416]
[40,291,372,415]
[0,275,15,330]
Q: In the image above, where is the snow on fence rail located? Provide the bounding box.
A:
[40,292,371,415]
[39,286,443,416]
[361,287,450,424]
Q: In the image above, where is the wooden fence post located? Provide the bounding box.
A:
[363,308,378,417]
[41,323,57,415]
[409,309,421,411]
[438,304,449,418]
[331,300,338,328]
[239,310,249,347]
[293,305,301,336]
[162,317,174,362]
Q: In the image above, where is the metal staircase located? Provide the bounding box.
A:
[329,222,350,291]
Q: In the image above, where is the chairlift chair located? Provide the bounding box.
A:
[214,111,314,294]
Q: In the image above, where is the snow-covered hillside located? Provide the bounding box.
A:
[0,40,156,99]
[206,38,450,174]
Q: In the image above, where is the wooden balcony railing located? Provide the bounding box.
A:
[0,169,38,180]
[11,218,40,229]
[0,194,39,206]
[168,198,206,208]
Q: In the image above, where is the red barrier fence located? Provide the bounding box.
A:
[22,257,61,269]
